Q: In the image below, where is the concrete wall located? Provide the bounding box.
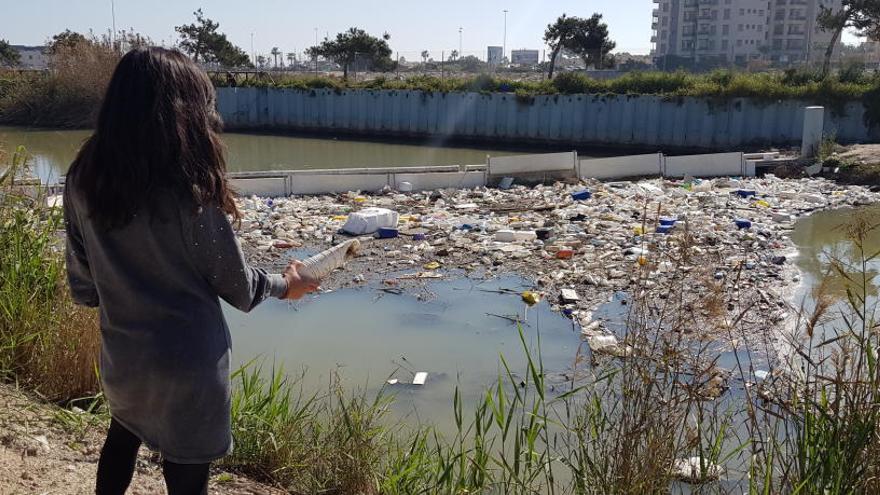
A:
[216,87,879,149]
[579,154,662,179]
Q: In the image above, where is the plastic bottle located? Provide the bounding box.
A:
[298,239,362,280]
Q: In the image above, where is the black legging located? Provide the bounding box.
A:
[95,418,210,495]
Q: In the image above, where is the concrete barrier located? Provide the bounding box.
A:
[288,172,390,195]
[488,152,577,177]
[664,152,746,178]
[64,151,761,199]
[228,177,288,197]
[392,171,486,191]
[579,153,662,180]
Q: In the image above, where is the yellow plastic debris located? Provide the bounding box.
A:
[354,196,367,203]
[423,261,441,270]
[637,256,649,266]
[633,225,645,235]
[755,199,770,208]
[521,291,541,306]
[331,215,348,221]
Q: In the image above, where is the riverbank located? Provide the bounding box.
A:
[0,383,283,494]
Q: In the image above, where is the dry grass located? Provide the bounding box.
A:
[0,144,101,401]
[0,40,118,128]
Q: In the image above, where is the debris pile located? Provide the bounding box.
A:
[236,175,879,347]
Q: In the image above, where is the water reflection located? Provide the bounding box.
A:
[0,126,523,182]
[790,206,880,304]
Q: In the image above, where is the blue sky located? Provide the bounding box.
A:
[3,1,864,61]
[4,0,660,59]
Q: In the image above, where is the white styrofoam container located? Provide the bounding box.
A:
[342,207,399,235]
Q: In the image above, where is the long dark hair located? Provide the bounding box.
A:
[68,47,239,230]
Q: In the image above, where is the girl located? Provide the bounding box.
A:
[64,47,318,495]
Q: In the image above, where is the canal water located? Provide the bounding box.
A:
[224,276,586,436]
[0,126,523,182]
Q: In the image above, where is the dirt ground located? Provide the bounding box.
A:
[0,384,283,495]
[829,144,880,186]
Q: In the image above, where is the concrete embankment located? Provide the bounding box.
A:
[217,87,878,150]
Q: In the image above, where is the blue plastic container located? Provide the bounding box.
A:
[656,225,674,234]
[376,228,399,239]
[659,217,678,226]
[571,190,592,201]
[734,219,752,229]
[413,233,427,241]
[735,190,757,198]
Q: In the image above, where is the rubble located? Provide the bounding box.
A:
[235,175,880,354]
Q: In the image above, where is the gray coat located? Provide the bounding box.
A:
[63,186,286,463]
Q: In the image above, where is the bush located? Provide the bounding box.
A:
[0,40,119,128]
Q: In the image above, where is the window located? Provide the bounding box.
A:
[738,24,744,31]
[724,8,730,19]
[722,39,729,49]
[722,24,730,35]
[737,39,743,46]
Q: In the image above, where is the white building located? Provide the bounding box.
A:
[487,46,503,65]
[12,45,49,69]
[511,49,540,66]
[651,0,843,66]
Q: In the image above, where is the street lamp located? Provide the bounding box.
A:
[314,28,319,76]
[250,32,255,67]
[503,10,508,66]
[459,27,463,59]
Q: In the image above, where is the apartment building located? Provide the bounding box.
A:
[652,0,842,66]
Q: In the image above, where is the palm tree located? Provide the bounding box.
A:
[421,50,430,64]
[286,52,295,68]
[450,49,459,62]
[270,46,280,68]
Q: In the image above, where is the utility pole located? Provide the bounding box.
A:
[314,28,319,76]
[250,32,255,68]
[110,0,117,48]
[459,27,463,59]
[503,9,508,67]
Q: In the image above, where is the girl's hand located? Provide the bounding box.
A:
[281,261,320,300]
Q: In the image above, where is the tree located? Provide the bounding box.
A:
[47,30,90,54]
[818,1,880,76]
[175,9,252,68]
[450,49,459,62]
[256,55,267,68]
[544,13,616,78]
[0,39,20,67]
[307,28,393,79]
[421,50,430,64]
[458,55,485,72]
[270,47,281,68]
